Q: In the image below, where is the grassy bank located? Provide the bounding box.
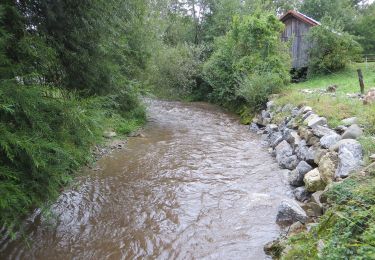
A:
[0,84,145,235]
[284,168,375,259]
[296,63,375,93]
[273,63,375,259]
[276,63,375,163]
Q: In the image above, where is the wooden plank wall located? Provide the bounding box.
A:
[281,17,313,68]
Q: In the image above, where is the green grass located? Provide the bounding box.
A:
[294,62,375,94]
[283,170,375,260]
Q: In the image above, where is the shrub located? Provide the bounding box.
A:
[149,43,204,99]
[203,13,291,112]
[307,19,362,75]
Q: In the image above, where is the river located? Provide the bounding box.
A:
[0,99,292,260]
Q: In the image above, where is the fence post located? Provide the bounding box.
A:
[357,69,365,95]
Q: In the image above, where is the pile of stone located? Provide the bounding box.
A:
[251,101,365,225]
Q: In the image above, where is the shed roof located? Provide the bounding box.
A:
[280,10,320,26]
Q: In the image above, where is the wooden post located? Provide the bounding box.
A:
[357,69,365,95]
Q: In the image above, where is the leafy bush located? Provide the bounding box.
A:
[148,43,205,99]
[203,13,291,112]
[307,20,363,75]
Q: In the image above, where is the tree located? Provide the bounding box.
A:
[299,0,358,30]
[307,19,362,75]
[352,3,375,54]
[203,13,291,110]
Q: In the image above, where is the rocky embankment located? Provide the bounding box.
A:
[251,99,368,257]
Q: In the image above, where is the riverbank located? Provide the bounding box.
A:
[253,66,375,258]
[0,86,146,235]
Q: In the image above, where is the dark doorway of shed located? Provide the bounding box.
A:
[291,67,308,83]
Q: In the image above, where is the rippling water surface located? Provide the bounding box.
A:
[1,100,292,260]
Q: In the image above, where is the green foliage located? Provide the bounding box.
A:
[0,0,147,234]
[353,4,375,54]
[307,20,363,75]
[284,173,375,259]
[148,43,205,99]
[300,0,358,30]
[203,13,290,111]
[0,83,145,233]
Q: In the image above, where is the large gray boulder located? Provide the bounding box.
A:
[275,141,299,170]
[276,199,308,224]
[311,125,337,138]
[296,140,316,165]
[304,114,327,128]
[320,133,341,149]
[288,161,313,187]
[269,131,284,148]
[336,140,363,178]
[341,124,363,140]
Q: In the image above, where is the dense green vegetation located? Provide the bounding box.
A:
[0,0,148,233]
[203,13,290,114]
[306,20,362,75]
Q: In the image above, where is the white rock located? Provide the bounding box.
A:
[307,116,327,128]
[320,133,341,149]
[103,131,117,138]
[341,117,358,126]
[333,139,363,178]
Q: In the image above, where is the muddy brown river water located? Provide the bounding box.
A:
[1,100,292,260]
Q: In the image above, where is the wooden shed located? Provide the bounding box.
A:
[280,10,320,69]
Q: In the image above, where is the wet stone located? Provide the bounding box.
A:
[276,199,308,225]
[293,187,311,202]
